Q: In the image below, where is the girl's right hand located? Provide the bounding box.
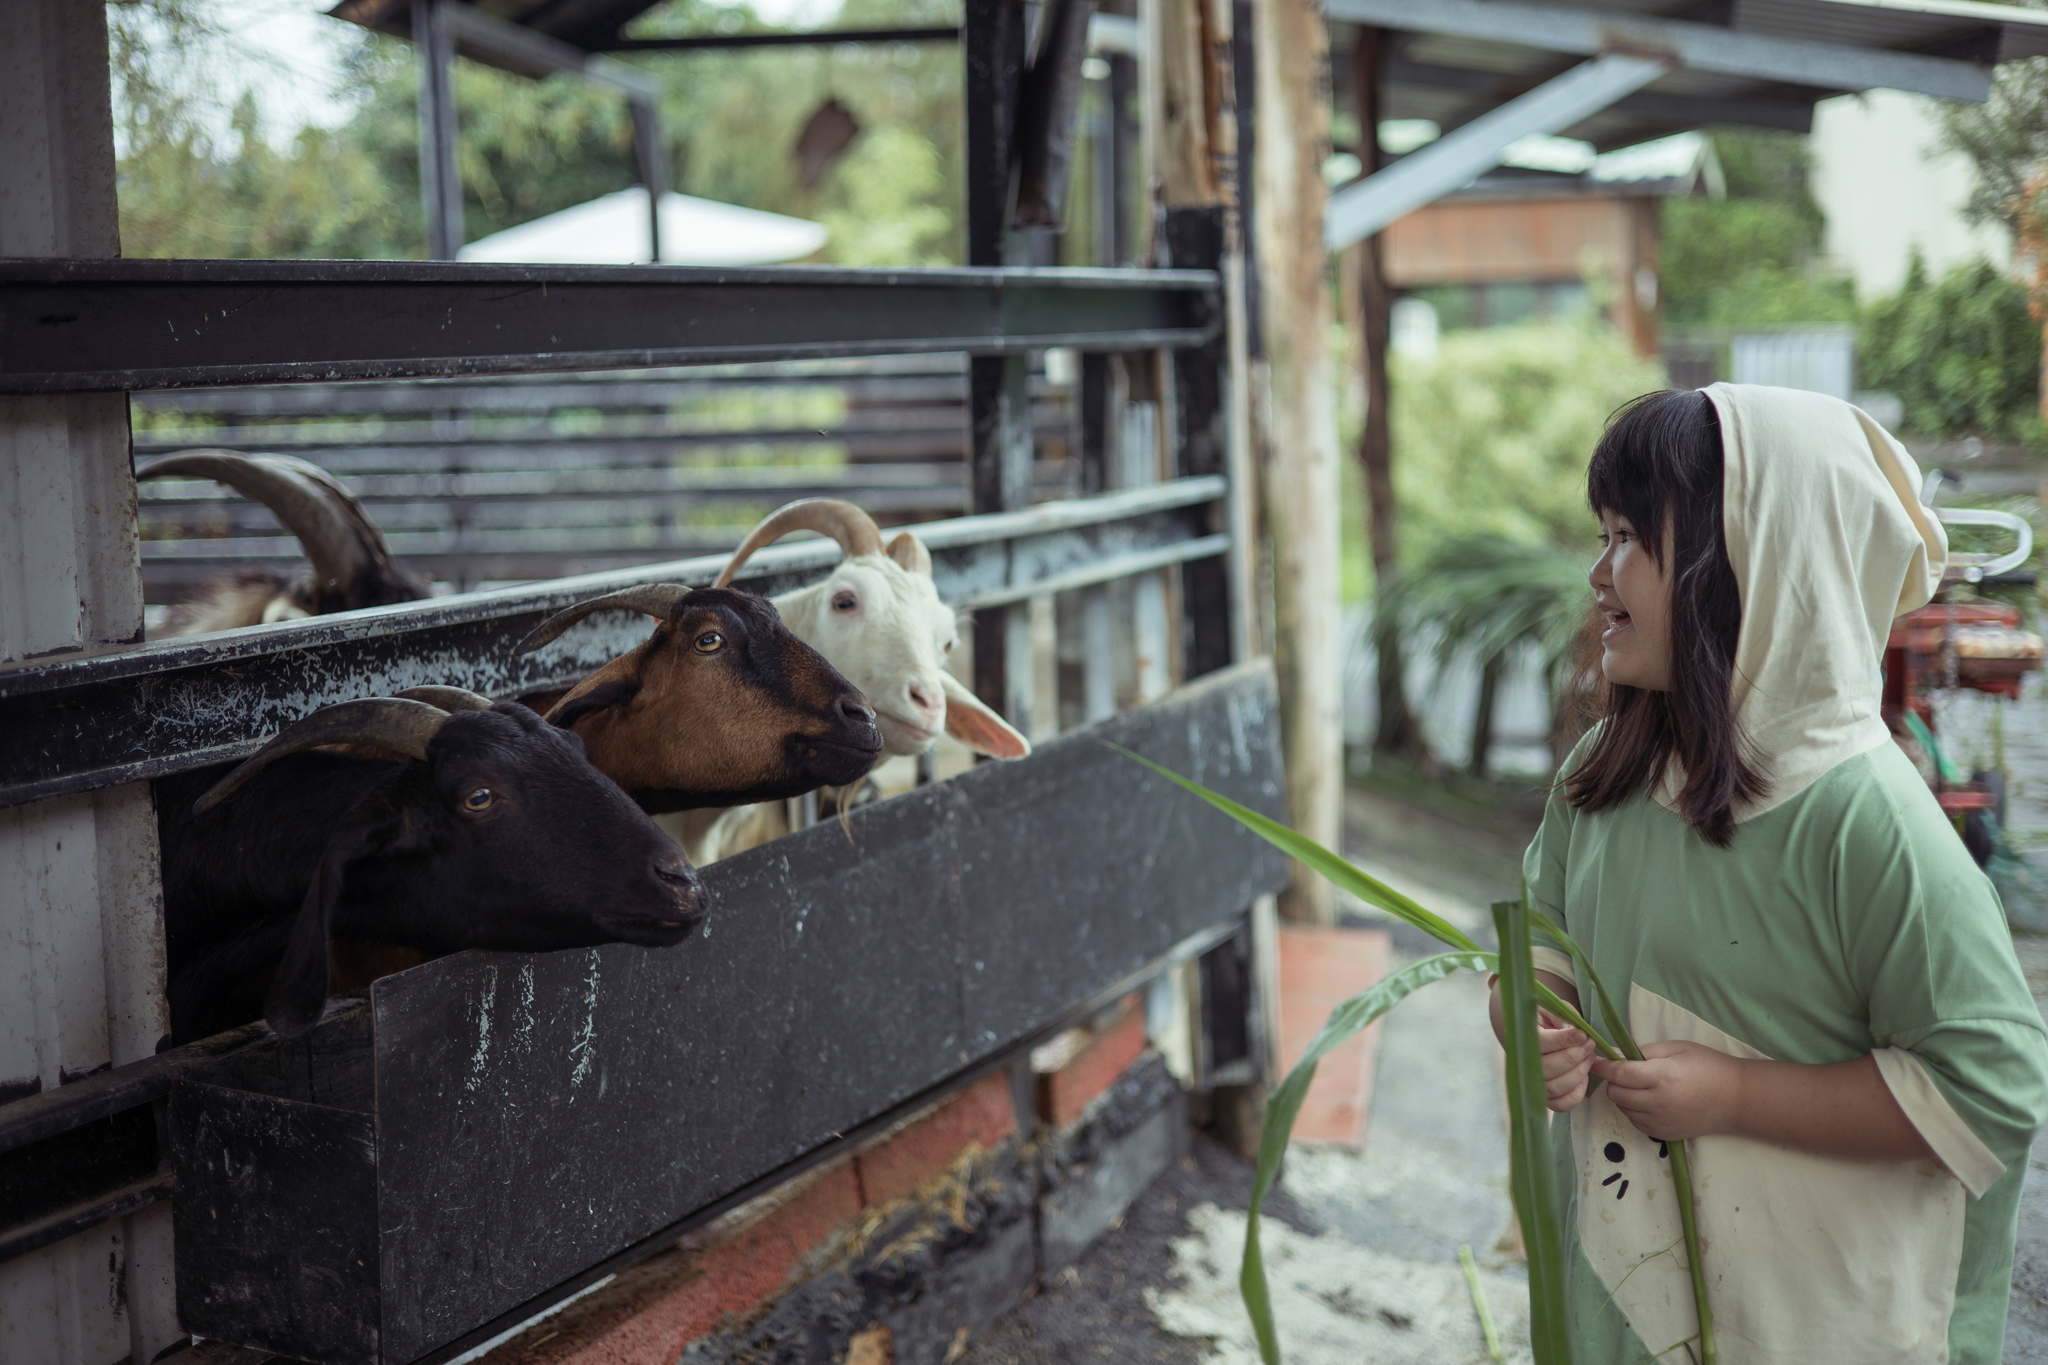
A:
[1539,1013,1597,1112]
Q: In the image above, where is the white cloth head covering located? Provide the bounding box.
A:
[1692,383,1946,823]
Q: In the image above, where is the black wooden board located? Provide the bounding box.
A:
[167,661,1286,1364]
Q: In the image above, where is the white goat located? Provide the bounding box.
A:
[663,499,1028,862]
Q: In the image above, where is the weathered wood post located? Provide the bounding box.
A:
[1350,28,1423,761]
[0,3,179,1359]
[964,0,1040,737]
[1250,0,1341,924]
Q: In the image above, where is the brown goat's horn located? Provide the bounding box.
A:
[513,584,692,654]
[138,451,386,599]
[713,498,886,589]
[395,685,496,711]
[195,697,453,814]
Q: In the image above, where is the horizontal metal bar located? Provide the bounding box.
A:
[1325,0,1996,102]
[0,1172,173,1264]
[0,479,1224,808]
[954,534,1231,608]
[0,1026,267,1156]
[601,24,963,50]
[0,261,1218,394]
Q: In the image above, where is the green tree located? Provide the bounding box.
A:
[1859,255,2040,437]
[1660,129,1855,327]
[110,0,971,265]
[1390,320,1667,565]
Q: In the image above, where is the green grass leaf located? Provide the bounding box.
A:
[1240,950,1495,1364]
[1495,897,1575,1364]
[1108,742,1481,951]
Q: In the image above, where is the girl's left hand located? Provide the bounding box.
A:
[1589,1041,1743,1141]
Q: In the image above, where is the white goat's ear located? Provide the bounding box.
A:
[885,531,932,577]
[940,673,1029,758]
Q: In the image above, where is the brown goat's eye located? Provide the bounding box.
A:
[462,788,495,812]
[833,591,857,613]
[694,630,724,654]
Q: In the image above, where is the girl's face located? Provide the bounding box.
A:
[1590,508,1673,691]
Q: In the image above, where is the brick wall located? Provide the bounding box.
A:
[479,997,1178,1365]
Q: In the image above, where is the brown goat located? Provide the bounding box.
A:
[520,584,884,814]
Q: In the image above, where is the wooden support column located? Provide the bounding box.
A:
[1351,29,1421,760]
[965,0,1040,735]
[416,0,463,260]
[1251,0,1340,924]
[0,3,178,1360]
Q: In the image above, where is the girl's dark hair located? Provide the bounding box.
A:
[1565,390,1764,846]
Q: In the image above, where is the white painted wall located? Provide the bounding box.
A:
[1810,89,2013,300]
[0,4,179,1362]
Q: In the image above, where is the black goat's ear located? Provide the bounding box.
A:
[548,677,642,732]
[262,809,391,1039]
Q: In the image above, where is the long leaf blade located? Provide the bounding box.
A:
[1107,743,1483,953]
[1495,897,1574,1364]
[1240,950,1495,1364]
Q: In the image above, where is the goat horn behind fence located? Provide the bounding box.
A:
[196,698,453,814]
[137,451,383,602]
[714,498,886,588]
[514,584,693,654]
[395,685,496,712]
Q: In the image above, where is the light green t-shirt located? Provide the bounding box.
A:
[1524,739,2048,1365]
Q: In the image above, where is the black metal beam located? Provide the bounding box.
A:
[0,260,1219,394]
[0,479,1224,809]
[600,25,962,50]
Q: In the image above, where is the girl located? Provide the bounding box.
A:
[1490,385,2048,1363]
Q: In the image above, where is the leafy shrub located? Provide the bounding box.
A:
[1859,257,2041,437]
[1390,321,1669,566]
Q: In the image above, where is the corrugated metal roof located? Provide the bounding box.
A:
[1343,0,2048,151]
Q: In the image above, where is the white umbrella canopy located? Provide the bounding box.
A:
[458,187,828,266]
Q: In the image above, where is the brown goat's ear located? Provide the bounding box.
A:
[940,673,1030,759]
[264,807,393,1039]
[885,531,932,577]
[547,677,642,732]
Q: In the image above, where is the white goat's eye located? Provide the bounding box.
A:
[462,788,495,812]
[944,638,956,652]
[833,591,857,613]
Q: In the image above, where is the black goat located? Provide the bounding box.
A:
[139,451,428,636]
[158,689,705,1043]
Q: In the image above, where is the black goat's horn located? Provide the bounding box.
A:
[395,685,495,711]
[196,698,454,814]
[514,584,692,654]
[137,451,393,602]
[714,499,886,589]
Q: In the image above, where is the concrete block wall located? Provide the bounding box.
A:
[477,995,1188,1365]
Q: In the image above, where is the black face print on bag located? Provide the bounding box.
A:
[1598,1138,1670,1200]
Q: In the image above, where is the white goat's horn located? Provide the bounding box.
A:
[714,498,886,589]
[885,531,932,577]
[137,451,387,600]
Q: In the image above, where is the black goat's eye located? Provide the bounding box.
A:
[462,788,494,812]
[833,591,857,612]
[694,630,724,653]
